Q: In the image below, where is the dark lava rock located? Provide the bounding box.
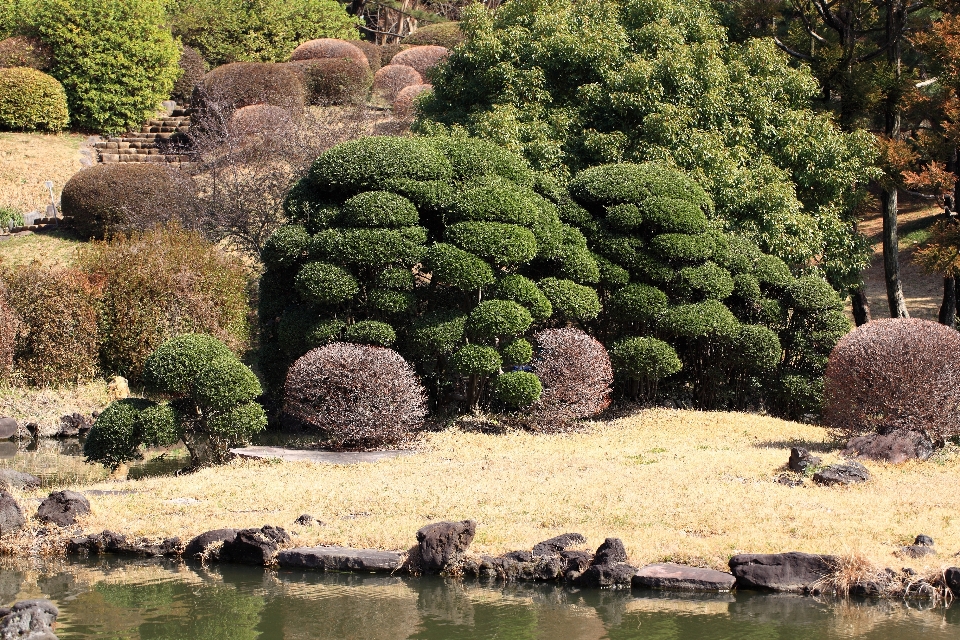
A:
[914,534,934,547]
[577,562,637,588]
[502,550,532,563]
[183,529,238,560]
[220,526,290,565]
[788,447,821,473]
[36,490,90,527]
[560,550,593,573]
[775,474,804,487]
[849,581,884,597]
[0,599,58,640]
[0,418,17,441]
[842,430,934,464]
[532,532,587,556]
[812,461,870,486]
[0,491,25,536]
[945,567,960,595]
[278,546,402,573]
[592,538,627,565]
[486,554,566,581]
[416,520,476,574]
[56,413,92,438]
[0,470,40,491]
[729,552,837,592]
[294,514,317,526]
[67,531,181,557]
[632,563,736,592]
[897,545,935,559]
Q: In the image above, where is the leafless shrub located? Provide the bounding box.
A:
[390,45,449,77]
[374,64,423,103]
[347,40,383,71]
[283,342,428,449]
[284,58,372,105]
[198,62,306,112]
[289,39,369,65]
[527,328,613,431]
[393,83,432,120]
[823,318,960,443]
[0,283,17,382]
[380,43,410,65]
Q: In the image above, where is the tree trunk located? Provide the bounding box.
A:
[881,186,909,317]
[940,277,956,328]
[850,285,871,326]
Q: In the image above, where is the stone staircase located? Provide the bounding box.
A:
[93,106,195,169]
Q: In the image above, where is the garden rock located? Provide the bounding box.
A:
[502,550,532,563]
[897,545,935,559]
[56,414,91,438]
[592,538,627,565]
[68,531,182,557]
[294,514,317,526]
[220,526,290,565]
[416,520,476,573]
[812,461,870,486]
[0,491,25,536]
[632,563,736,592]
[577,562,637,588]
[842,430,934,464]
[729,552,837,592]
[0,599,58,640]
[560,550,593,573]
[0,418,17,440]
[532,532,587,556]
[0,471,40,491]
[945,567,960,595]
[788,447,820,473]
[277,546,402,573]
[36,491,90,527]
[183,529,238,560]
[914,534,934,546]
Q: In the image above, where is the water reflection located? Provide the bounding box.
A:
[0,557,957,639]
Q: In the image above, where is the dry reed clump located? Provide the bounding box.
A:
[528,327,613,430]
[283,342,428,449]
[823,318,960,443]
[389,45,449,77]
[392,83,432,120]
[374,64,423,103]
[815,553,954,604]
[198,62,306,111]
[289,39,369,66]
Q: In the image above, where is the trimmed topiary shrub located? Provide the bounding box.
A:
[199,62,306,110]
[468,300,533,342]
[0,67,68,131]
[286,57,371,105]
[283,342,427,448]
[342,191,418,228]
[373,64,422,103]
[61,164,201,239]
[493,370,542,409]
[83,398,176,470]
[501,338,533,366]
[495,275,552,321]
[171,45,207,105]
[289,38,368,65]
[0,36,54,70]
[451,343,502,375]
[538,278,601,322]
[347,40,382,71]
[295,262,359,305]
[610,336,682,400]
[389,45,449,77]
[403,22,464,49]
[446,222,537,267]
[425,242,494,290]
[344,320,396,347]
[392,83,431,120]
[823,318,960,443]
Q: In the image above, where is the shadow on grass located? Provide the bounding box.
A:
[753,438,842,454]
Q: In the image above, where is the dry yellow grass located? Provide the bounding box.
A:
[0,380,112,435]
[0,132,86,215]
[7,409,959,574]
[0,228,84,268]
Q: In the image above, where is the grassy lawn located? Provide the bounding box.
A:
[0,132,86,215]
[5,409,958,574]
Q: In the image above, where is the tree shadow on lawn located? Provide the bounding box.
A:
[752,438,843,454]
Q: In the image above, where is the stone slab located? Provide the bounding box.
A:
[633,563,735,592]
[729,552,837,592]
[230,447,415,464]
[277,546,402,573]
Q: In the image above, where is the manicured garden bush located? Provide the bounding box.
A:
[389,45,448,77]
[286,57,371,105]
[492,370,542,409]
[392,83,431,120]
[610,337,682,401]
[0,66,68,131]
[171,45,206,105]
[373,64,423,103]
[403,22,464,49]
[83,398,175,470]
[0,36,53,70]
[283,342,427,448]
[199,62,306,110]
[0,286,16,382]
[61,164,201,239]
[347,40,381,71]
[289,38,368,65]
[823,318,960,443]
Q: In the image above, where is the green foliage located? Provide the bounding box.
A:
[446,221,538,267]
[732,324,781,372]
[447,175,542,225]
[367,288,414,315]
[501,338,533,366]
[83,398,175,470]
[732,272,761,301]
[610,337,682,381]
[0,66,67,131]
[428,135,534,185]
[344,320,396,347]
[321,228,425,269]
[605,203,644,232]
[494,275,552,320]
[753,253,792,287]
[674,262,735,300]
[608,283,668,324]
[468,300,533,342]
[29,0,180,134]
[651,233,715,263]
[659,300,738,340]
[492,370,542,409]
[403,21,464,49]
[538,278,601,322]
[425,242,494,290]
[261,224,311,269]
[144,333,234,396]
[450,343,501,375]
[408,310,466,357]
[277,306,344,356]
[295,261,359,305]
[789,275,843,312]
[341,191,418,228]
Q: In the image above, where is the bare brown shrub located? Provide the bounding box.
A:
[390,45,449,77]
[2,266,101,386]
[392,83,432,120]
[77,225,252,382]
[228,104,297,138]
[348,40,382,72]
[379,43,410,65]
[403,22,465,49]
[289,39,368,66]
[199,62,306,111]
[528,328,613,431]
[0,36,54,71]
[823,318,960,443]
[283,342,428,449]
[285,58,372,105]
[0,283,17,381]
[374,64,422,103]
[61,163,201,240]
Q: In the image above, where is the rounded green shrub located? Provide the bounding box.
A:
[732,273,762,301]
[501,338,533,366]
[605,203,644,231]
[425,243,494,290]
[325,228,425,268]
[659,300,739,339]
[538,278,601,322]
[608,283,668,324]
[283,181,342,232]
[610,336,682,381]
[84,398,177,470]
[492,370,542,409]
[380,178,453,212]
[377,267,414,291]
[569,162,710,213]
[367,289,414,315]
[261,224,312,268]
[277,306,345,355]
[651,233,715,263]
[403,22,465,49]
[450,343,502,375]
[446,222,538,267]
[143,333,234,395]
[0,67,68,131]
[596,255,631,288]
[426,135,534,185]
[732,324,782,371]
[192,353,262,410]
[468,300,533,342]
[344,320,396,346]
[407,310,466,357]
[494,275,552,320]
[641,197,709,235]
[447,176,542,225]
[674,262,735,300]
[725,235,764,274]
[295,262,359,305]
[790,275,842,312]
[555,243,601,284]
[341,191,418,228]
[754,254,792,287]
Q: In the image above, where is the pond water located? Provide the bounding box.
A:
[1,557,958,639]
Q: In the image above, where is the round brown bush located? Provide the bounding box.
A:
[62,164,201,239]
[347,40,382,72]
[0,285,16,382]
[823,318,960,443]
[392,83,432,120]
[228,104,297,137]
[285,58,371,105]
[389,45,449,77]
[374,64,422,103]
[402,22,465,49]
[171,45,207,105]
[199,62,306,110]
[380,43,410,66]
[0,36,54,71]
[283,342,428,449]
[289,39,368,66]
[528,328,613,430]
